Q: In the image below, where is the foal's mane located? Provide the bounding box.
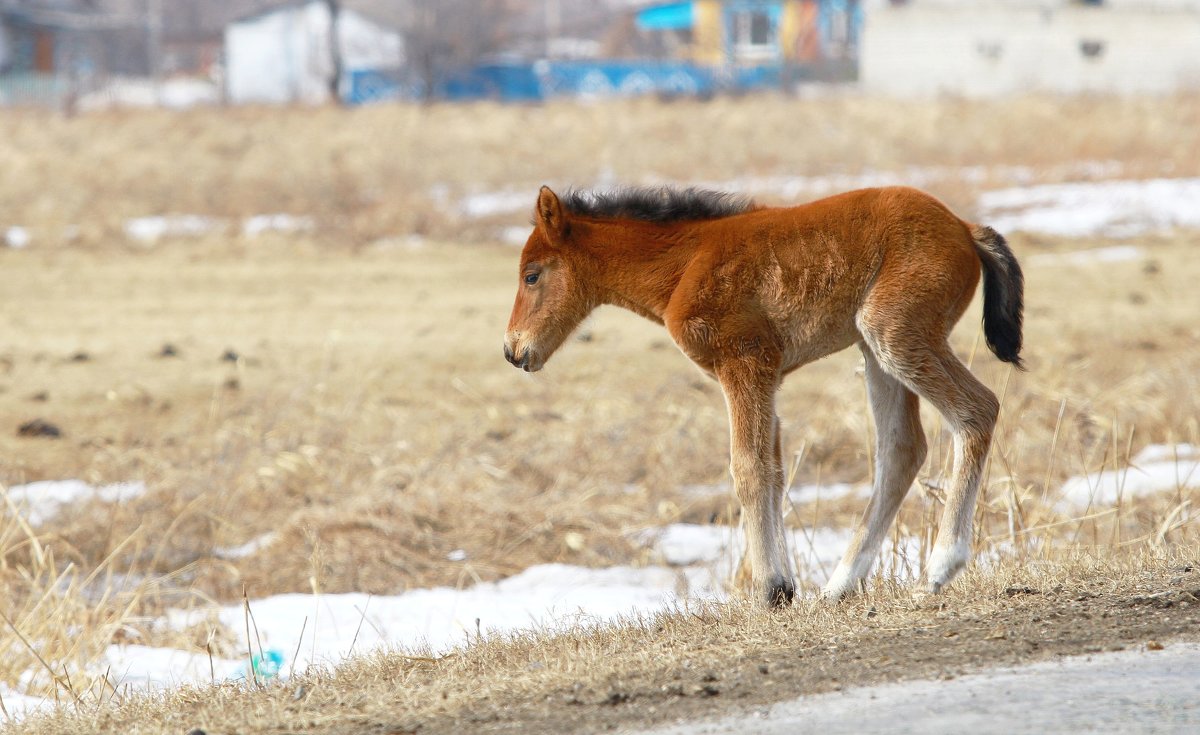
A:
[560,186,756,224]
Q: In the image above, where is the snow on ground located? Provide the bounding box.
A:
[213,532,279,561]
[122,214,317,244]
[103,645,242,692]
[124,215,225,244]
[456,161,1127,224]
[7,444,1193,714]
[644,523,919,584]
[242,214,316,237]
[77,77,220,112]
[1057,444,1200,510]
[461,190,533,219]
[681,481,867,506]
[0,684,51,719]
[459,168,1200,243]
[4,226,31,249]
[3,480,146,526]
[788,482,867,505]
[978,178,1200,237]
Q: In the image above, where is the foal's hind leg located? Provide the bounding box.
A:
[823,345,927,600]
[866,338,999,594]
[921,350,999,592]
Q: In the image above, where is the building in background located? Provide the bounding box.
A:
[0,0,145,105]
[633,0,860,76]
[7,0,1199,108]
[861,0,1200,97]
[224,0,403,104]
[351,0,862,103]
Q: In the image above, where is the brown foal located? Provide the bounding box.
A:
[503,185,1024,607]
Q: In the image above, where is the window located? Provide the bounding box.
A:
[731,10,776,61]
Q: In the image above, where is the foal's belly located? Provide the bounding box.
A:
[777,316,861,372]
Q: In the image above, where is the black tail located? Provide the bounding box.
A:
[972,226,1025,369]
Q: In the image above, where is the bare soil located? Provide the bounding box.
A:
[444,564,1200,735]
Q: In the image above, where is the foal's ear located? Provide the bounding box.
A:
[536,186,569,245]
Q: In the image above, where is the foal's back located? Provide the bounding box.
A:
[679,187,981,370]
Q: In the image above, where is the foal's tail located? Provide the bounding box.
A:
[972,225,1025,369]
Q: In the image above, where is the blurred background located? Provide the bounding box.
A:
[2,0,1197,110]
[1,0,1199,722]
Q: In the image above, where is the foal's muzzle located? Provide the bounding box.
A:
[503,343,536,372]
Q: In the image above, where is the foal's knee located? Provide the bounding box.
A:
[729,456,777,505]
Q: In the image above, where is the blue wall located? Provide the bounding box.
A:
[346,60,786,105]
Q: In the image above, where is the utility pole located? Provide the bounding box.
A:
[326,0,343,104]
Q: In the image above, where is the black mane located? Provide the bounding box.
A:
[561,186,755,223]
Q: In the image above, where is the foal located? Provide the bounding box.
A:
[503,185,1023,607]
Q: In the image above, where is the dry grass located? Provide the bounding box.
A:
[7,551,1198,735]
[0,94,1199,725]
[3,94,1200,244]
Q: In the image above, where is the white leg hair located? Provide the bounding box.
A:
[824,346,927,600]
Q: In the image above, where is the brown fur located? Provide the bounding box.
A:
[504,185,1024,607]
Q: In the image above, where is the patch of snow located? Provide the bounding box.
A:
[446,549,468,561]
[0,684,51,719]
[1057,443,1200,510]
[460,190,531,219]
[77,77,219,112]
[1134,443,1199,464]
[4,226,31,249]
[789,482,868,505]
[979,178,1200,237]
[124,215,225,244]
[680,482,867,505]
[641,523,919,585]
[8,517,928,716]
[242,214,315,238]
[103,644,241,691]
[3,480,146,526]
[499,225,532,245]
[1026,245,1144,267]
[449,161,1127,222]
[164,562,723,675]
[213,532,278,561]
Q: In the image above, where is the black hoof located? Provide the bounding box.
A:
[767,577,795,609]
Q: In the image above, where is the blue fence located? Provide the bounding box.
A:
[345,60,788,105]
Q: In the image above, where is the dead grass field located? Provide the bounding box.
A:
[9,554,1200,735]
[1,94,1199,730]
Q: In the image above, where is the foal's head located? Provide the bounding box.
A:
[504,187,592,372]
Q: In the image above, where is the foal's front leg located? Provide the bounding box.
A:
[718,362,793,608]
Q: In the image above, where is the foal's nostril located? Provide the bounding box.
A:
[504,344,515,364]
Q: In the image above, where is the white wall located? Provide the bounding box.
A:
[860,4,1200,97]
[225,1,404,105]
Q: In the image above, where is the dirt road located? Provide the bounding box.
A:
[639,642,1200,734]
[466,566,1200,735]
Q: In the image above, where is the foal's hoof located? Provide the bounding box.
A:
[766,577,795,609]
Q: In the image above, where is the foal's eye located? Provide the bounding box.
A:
[524,272,540,285]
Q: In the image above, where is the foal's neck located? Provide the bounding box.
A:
[578,219,699,324]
